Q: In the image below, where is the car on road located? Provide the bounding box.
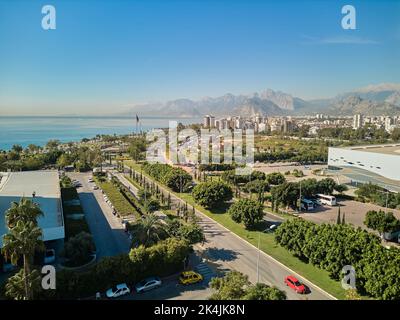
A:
[72,180,82,187]
[284,275,306,294]
[106,283,131,298]
[135,277,162,293]
[179,271,203,285]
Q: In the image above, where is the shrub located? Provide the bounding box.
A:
[54,238,191,299]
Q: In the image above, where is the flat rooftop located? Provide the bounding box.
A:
[0,171,64,248]
[346,143,400,156]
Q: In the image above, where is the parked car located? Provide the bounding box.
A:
[106,283,131,298]
[135,277,162,293]
[179,271,203,285]
[88,178,94,183]
[263,224,277,233]
[284,275,306,294]
[44,249,56,264]
[93,185,99,190]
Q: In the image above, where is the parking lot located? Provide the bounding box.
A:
[254,162,327,182]
[300,199,400,231]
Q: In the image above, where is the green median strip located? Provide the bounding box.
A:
[124,161,346,299]
[95,177,139,217]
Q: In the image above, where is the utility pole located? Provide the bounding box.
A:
[298,180,302,212]
[385,187,389,213]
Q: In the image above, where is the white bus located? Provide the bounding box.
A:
[316,194,337,206]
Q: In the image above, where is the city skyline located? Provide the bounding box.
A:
[0,0,399,115]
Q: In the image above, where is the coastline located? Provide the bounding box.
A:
[0,116,201,151]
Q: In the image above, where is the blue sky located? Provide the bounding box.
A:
[0,0,399,115]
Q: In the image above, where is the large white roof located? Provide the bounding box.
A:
[0,171,64,247]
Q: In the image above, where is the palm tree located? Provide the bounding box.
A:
[2,220,44,300]
[5,198,43,229]
[5,268,41,300]
[129,214,167,247]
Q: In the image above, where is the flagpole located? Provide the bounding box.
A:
[135,114,139,136]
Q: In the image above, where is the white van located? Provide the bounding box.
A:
[301,199,315,211]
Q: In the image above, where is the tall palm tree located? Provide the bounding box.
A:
[5,198,43,229]
[129,214,168,247]
[2,220,44,300]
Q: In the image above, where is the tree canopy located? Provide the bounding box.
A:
[192,181,233,208]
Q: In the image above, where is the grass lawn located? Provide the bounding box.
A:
[124,160,347,299]
[94,177,137,217]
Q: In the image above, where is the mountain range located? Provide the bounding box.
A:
[127,83,400,118]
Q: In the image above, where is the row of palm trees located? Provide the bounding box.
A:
[2,198,44,300]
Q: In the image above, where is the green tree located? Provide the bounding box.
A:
[62,232,96,267]
[46,139,61,150]
[364,210,400,235]
[56,153,72,169]
[270,182,299,210]
[244,180,270,203]
[334,184,348,195]
[391,128,400,141]
[316,178,337,195]
[209,271,250,300]
[192,181,233,208]
[11,144,23,154]
[5,198,43,229]
[143,199,160,213]
[242,283,286,300]
[5,268,42,300]
[166,220,205,245]
[2,221,44,300]
[209,271,286,300]
[129,137,147,161]
[129,214,168,247]
[228,199,264,229]
[266,172,286,185]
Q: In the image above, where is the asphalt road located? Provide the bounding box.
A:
[119,167,335,300]
[68,172,131,259]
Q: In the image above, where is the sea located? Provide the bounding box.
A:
[0,116,201,151]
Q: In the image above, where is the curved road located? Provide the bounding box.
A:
[117,168,335,300]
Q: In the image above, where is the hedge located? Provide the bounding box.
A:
[49,238,191,299]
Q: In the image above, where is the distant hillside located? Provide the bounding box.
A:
[125,83,400,118]
[327,96,400,116]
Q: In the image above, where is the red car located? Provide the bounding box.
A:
[284,276,306,294]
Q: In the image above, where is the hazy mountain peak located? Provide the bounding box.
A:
[355,83,400,93]
[127,83,400,118]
